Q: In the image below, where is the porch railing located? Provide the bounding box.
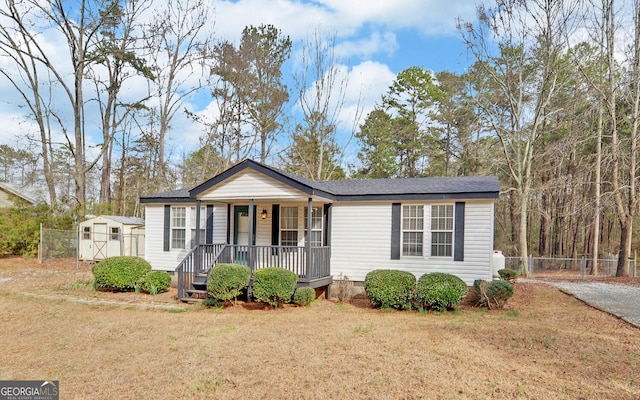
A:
[176,243,331,300]
[219,244,331,280]
[176,243,226,300]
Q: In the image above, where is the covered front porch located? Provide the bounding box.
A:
[176,242,332,302]
[176,196,333,302]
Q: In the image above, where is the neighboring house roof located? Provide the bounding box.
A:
[0,182,39,205]
[140,159,500,203]
[81,215,145,226]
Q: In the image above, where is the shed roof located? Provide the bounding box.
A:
[82,215,145,226]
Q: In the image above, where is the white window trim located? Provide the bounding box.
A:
[429,203,454,259]
[190,206,206,248]
[401,204,425,258]
[171,206,186,250]
[304,206,323,248]
[280,206,299,247]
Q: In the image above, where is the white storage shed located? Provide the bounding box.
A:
[78,215,145,261]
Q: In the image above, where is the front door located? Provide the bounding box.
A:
[233,206,255,264]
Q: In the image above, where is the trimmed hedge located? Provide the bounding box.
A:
[498,268,518,283]
[293,287,316,306]
[416,272,468,311]
[92,256,151,292]
[252,267,298,307]
[141,271,171,295]
[473,279,514,309]
[364,269,416,310]
[207,263,251,302]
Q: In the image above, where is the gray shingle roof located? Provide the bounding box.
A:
[315,176,500,197]
[140,159,499,202]
[140,187,192,203]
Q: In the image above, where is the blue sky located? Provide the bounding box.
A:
[0,0,481,165]
[199,0,481,163]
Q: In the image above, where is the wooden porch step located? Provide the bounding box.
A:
[179,297,204,303]
[187,289,208,296]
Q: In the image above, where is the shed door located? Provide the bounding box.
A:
[93,223,108,260]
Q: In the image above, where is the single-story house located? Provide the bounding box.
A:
[78,215,145,262]
[140,159,500,301]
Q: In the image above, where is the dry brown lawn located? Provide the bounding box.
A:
[0,257,639,399]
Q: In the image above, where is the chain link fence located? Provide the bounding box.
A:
[505,256,637,278]
[39,226,78,265]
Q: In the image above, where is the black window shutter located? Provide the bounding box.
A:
[454,202,465,261]
[391,203,401,260]
[205,205,214,244]
[271,204,280,246]
[323,203,332,247]
[163,205,170,252]
[226,204,231,244]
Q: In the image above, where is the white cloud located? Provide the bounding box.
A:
[334,31,398,60]
[212,0,477,53]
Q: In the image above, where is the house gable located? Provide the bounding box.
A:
[189,159,335,200]
[196,170,313,201]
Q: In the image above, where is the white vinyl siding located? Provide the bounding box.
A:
[331,200,495,285]
[198,170,308,201]
[145,204,226,271]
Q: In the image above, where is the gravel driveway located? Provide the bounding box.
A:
[537,280,640,328]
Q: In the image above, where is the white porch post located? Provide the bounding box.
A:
[306,197,312,280]
[195,199,201,278]
[248,198,254,270]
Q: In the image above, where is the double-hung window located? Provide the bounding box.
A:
[304,207,323,247]
[431,204,454,257]
[190,206,206,248]
[171,207,186,249]
[280,207,298,247]
[402,205,424,256]
[82,226,91,240]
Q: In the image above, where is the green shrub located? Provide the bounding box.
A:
[252,267,298,307]
[202,297,221,308]
[92,256,151,292]
[498,268,518,283]
[364,269,416,310]
[141,271,171,295]
[207,263,251,303]
[293,286,316,306]
[416,272,468,312]
[473,279,514,309]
